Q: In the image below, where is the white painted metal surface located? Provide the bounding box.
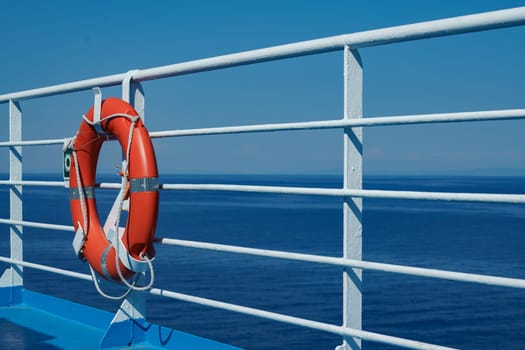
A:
[2,215,525,289]
[0,109,523,148]
[9,101,23,287]
[159,184,525,204]
[148,109,525,138]
[148,287,457,350]
[155,238,525,289]
[340,45,363,350]
[1,7,525,104]
[3,180,524,203]
[1,6,525,350]
[0,218,73,232]
[121,78,148,316]
[0,256,92,282]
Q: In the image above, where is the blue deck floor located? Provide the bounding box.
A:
[0,304,108,350]
[0,287,242,350]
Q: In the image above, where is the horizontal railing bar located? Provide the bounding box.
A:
[149,109,525,138]
[134,7,525,83]
[0,218,73,232]
[0,256,92,282]
[0,180,65,187]
[0,73,126,104]
[2,214,523,288]
[97,182,122,189]
[156,238,525,289]
[0,138,65,147]
[1,180,522,204]
[0,180,130,191]
[2,7,525,103]
[0,181,122,189]
[149,287,456,350]
[0,109,525,147]
[160,184,525,204]
[2,109,524,147]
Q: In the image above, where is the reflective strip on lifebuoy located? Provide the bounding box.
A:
[69,97,159,281]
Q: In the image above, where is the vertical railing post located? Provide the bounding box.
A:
[0,100,24,304]
[100,79,148,349]
[9,100,23,286]
[337,45,363,350]
[122,70,145,121]
[123,77,147,317]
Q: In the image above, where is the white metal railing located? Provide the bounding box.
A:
[1,6,525,104]
[1,109,525,148]
[2,179,525,203]
[1,6,525,350]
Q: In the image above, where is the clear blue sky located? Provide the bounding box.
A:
[1,0,524,176]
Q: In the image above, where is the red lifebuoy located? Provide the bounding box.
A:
[69,97,159,281]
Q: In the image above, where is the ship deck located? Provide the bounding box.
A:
[0,288,242,350]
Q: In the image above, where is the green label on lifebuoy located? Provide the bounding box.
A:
[63,148,72,180]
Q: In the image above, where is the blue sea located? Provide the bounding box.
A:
[1,174,524,349]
